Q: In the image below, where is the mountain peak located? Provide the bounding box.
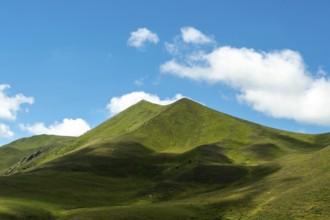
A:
[136,99,151,104]
[170,97,201,106]
[128,99,163,109]
[135,97,198,107]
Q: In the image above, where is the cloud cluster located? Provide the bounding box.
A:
[0,84,34,140]
[0,84,34,121]
[0,123,14,138]
[106,91,184,115]
[181,27,214,44]
[128,28,159,48]
[0,84,92,139]
[161,28,330,126]
[20,118,91,137]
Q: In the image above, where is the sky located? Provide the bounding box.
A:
[1,0,330,146]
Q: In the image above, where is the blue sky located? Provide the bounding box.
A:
[1,0,330,145]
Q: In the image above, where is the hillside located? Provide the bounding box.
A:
[0,135,76,173]
[0,98,329,219]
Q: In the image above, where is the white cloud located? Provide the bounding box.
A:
[161,32,330,126]
[106,91,184,115]
[0,84,34,120]
[127,28,159,48]
[0,123,14,138]
[20,118,91,137]
[181,27,213,44]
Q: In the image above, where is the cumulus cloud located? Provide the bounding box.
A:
[20,118,91,137]
[0,123,14,138]
[181,27,214,44]
[0,84,34,120]
[106,91,184,115]
[128,28,159,48]
[161,28,330,126]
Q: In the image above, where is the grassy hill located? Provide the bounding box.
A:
[0,98,329,219]
[0,135,76,173]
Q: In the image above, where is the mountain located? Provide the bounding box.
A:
[0,98,329,219]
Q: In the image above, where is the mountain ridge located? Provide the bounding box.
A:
[0,98,329,219]
[2,98,325,173]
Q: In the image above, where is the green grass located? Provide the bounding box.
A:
[0,198,55,220]
[0,98,329,219]
[244,146,330,220]
[0,135,76,173]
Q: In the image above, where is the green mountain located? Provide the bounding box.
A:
[0,98,329,219]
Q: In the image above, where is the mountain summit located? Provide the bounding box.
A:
[0,99,329,219]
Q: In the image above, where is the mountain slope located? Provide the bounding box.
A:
[0,98,329,219]
[246,145,330,219]
[8,98,320,174]
[19,98,323,169]
[0,135,76,173]
[127,99,319,155]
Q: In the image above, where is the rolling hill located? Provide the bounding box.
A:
[0,135,76,174]
[0,98,329,219]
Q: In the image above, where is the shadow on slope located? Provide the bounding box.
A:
[242,143,285,161]
[20,141,280,203]
[0,143,281,219]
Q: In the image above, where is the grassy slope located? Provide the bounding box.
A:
[246,145,330,220]
[0,135,76,173]
[79,100,165,143]
[123,99,319,164]
[3,101,165,175]
[10,99,319,170]
[0,99,329,219]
